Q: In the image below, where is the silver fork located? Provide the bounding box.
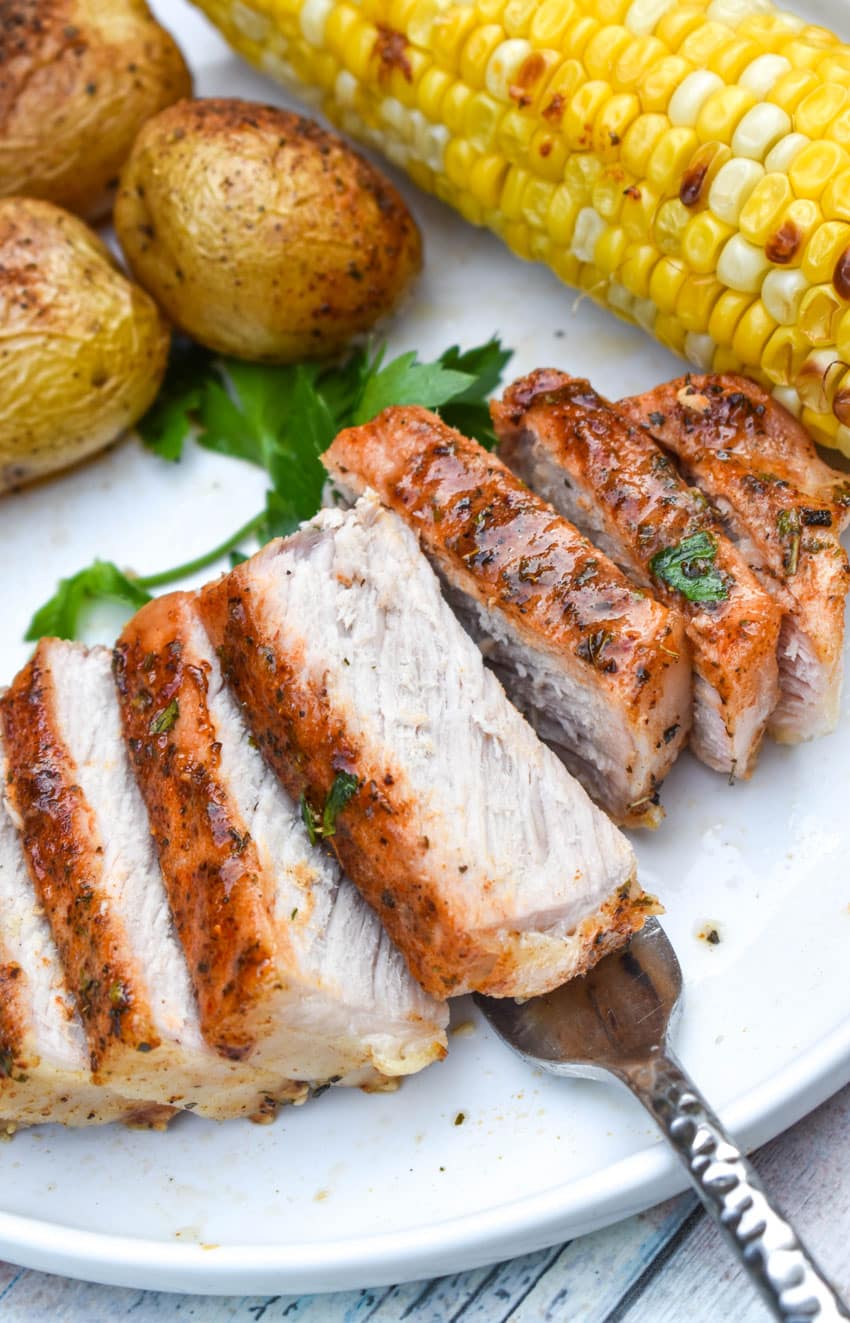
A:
[474,918,850,1322]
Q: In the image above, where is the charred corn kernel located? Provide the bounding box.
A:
[739,173,793,244]
[682,211,735,274]
[647,127,698,191]
[649,256,687,313]
[620,243,658,296]
[709,158,765,225]
[197,0,850,454]
[696,86,757,144]
[789,140,849,199]
[676,274,723,331]
[708,289,754,345]
[794,84,849,139]
[798,284,845,345]
[621,114,668,177]
[802,220,850,284]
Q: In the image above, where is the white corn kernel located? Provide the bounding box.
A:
[739,54,792,97]
[633,297,658,332]
[685,332,717,369]
[381,97,415,142]
[625,0,676,36]
[232,1,270,41]
[335,70,358,109]
[717,233,770,292]
[300,0,334,46]
[607,282,635,316]
[707,0,773,23]
[771,385,803,418]
[708,158,764,225]
[764,133,810,174]
[761,268,809,325]
[571,207,606,263]
[485,39,533,102]
[412,114,449,171]
[731,105,792,161]
[773,9,805,31]
[668,72,724,128]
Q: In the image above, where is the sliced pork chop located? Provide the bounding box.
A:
[0,729,172,1132]
[115,591,448,1088]
[1,640,304,1120]
[492,371,782,779]
[323,408,691,827]
[619,379,850,742]
[199,495,655,1001]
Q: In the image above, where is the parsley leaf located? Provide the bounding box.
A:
[650,532,729,603]
[300,772,361,845]
[137,341,211,462]
[149,698,179,735]
[352,351,474,424]
[438,337,513,448]
[25,561,152,642]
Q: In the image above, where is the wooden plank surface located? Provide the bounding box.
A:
[0,1084,846,1321]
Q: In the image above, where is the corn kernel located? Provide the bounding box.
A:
[654,198,690,256]
[739,173,793,245]
[529,128,567,181]
[537,59,584,121]
[731,299,777,362]
[762,267,810,324]
[469,153,510,208]
[788,140,849,201]
[485,38,533,102]
[460,25,505,90]
[763,131,810,173]
[620,113,668,177]
[613,35,667,91]
[547,184,580,244]
[684,331,716,369]
[712,344,743,374]
[324,4,360,57]
[415,66,451,120]
[802,220,850,284]
[522,175,554,228]
[794,83,849,139]
[717,233,771,293]
[502,0,538,38]
[571,206,607,262]
[445,137,477,189]
[800,406,839,446]
[500,163,532,219]
[595,225,629,274]
[768,68,820,115]
[679,141,731,211]
[594,94,640,160]
[696,86,758,145]
[826,107,850,152]
[817,53,850,83]
[708,289,754,345]
[676,274,723,332]
[607,280,637,320]
[593,170,629,221]
[708,158,764,225]
[796,348,844,412]
[682,211,735,274]
[430,7,478,71]
[649,256,687,313]
[654,310,687,353]
[621,181,659,240]
[772,384,803,419]
[563,153,604,207]
[836,308,850,362]
[710,39,764,84]
[668,71,724,128]
[655,7,706,52]
[646,126,698,192]
[798,284,845,345]
[584,26,632,79]
[732,104,792,161]
[564,15,600,60]
[821,169,850,223]
[503,218,532,258]
[625,0,678,39]
[677,21,730,68]
[565,81,613,152]
[620,243,658,297]
[632,295,659,333]
[783,40,832,73]
[497,106,536,157]
[441,82,472,135]
[762,326,810,386]
[528,0,578,48]
[552,246,582,288]
[740,53,793,96]
[528,228,551,262]
[640,55,691,114]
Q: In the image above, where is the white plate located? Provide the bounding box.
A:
[1,0,849,1296]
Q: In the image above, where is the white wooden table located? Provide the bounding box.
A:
[1,1083,846,1321]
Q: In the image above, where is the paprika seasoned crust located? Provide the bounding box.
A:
[115,592,447,1087]
[0,639,303,1121]
[492,371,782,780]
[199,495,655,1001]
[323,409,692,828]
[619,377,850,743]
[0,727,170,1132]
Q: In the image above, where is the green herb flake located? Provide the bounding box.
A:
[148,699,179,736]
[321,771,361,838]
[777,508,802,575]
[650,531,729,603]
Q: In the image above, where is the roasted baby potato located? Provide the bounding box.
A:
[0,0,192,220]
[0,198,170,492]
[114,98,423,361]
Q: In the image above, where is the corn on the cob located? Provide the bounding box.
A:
[191,0,850,454]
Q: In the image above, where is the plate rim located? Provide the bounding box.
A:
[1,1013,848,1295]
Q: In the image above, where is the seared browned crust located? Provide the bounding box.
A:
[1,646,159,1074]
[199,555,653,997]
[198,574,477,996]
[0,957,26,1083]
[114,594,279,1059]
[493,371,783,774]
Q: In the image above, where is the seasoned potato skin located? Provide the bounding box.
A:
[0,0,192,220]
[114,98,423,361]
[0,198,170,492]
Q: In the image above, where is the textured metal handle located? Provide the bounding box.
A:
[623,1051,850,1322]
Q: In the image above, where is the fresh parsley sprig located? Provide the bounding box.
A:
[26,335,512,642]
[650,531,729,603]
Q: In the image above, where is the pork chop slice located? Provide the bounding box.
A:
[199,495,654,1001]
[115,591,448,1088]
[0,729,173,1132]
[619,379,850,742]
[323,408,691,827]
[1,640,305,1120]
[492,371,782,779]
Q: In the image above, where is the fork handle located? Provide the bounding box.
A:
[622,1051,850,1322]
